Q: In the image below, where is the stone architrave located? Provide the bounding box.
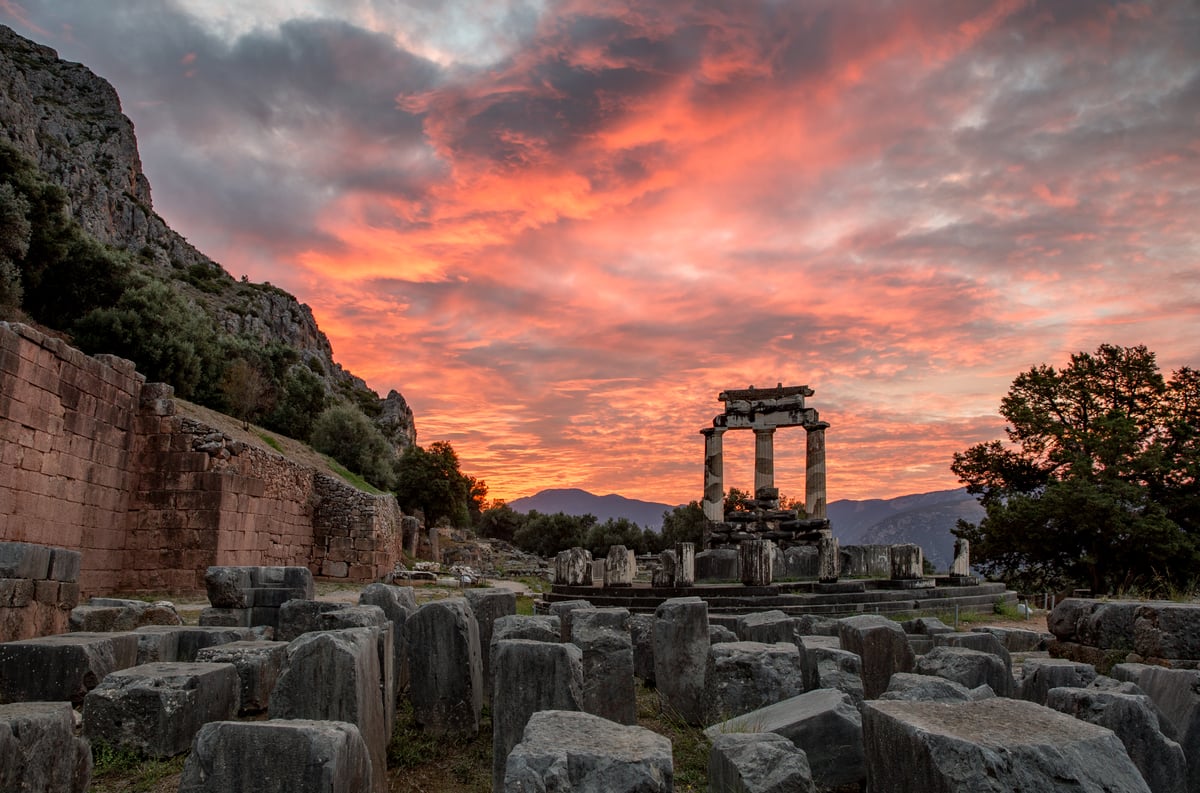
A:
[0,632,139,705]
[268,628,388,793]
[554,548,592,586]
[179,719,372,793]
[890,544,924,580]
[491,639,585,793]
[503,710,673,793]
[570,608,636,725]
[83,661,241,758]
[838,614,915,700]
[405,598,483,739]
[604,545,636,587]
[708,732,815,793]
[805,423,828,520]
[675,543,696,587]
[464,588,517,706]
[0,702,92,793]
[951,538,971,576]
[863,698,1153,793]
[705,641,806,723]
[817,535,839,583]
[653,596,710,725]
[740,540,774,586]
[702,428,726,523]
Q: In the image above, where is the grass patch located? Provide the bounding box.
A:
[515,595,536,615]
[636,684,709,792]
[90,743,187,793]
[321,455,385,495]
[256,431,282,452]
[515,576,551,594]
[388,699,492,792]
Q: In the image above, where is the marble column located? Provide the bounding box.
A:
[701,428,726,522]
[753,427,776,496]
[805,422,830,519]
[951,538,970,577]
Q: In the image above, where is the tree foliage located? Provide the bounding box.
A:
[661,501,706,547]
[393,441,484,528]
[311,403,397,491]
[512,511,597,558]
[952,344,1200,594]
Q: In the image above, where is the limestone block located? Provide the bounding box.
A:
[504,710,672,793]
[204,567,253,609]
[889,543,924,580]
[0,578,34,608]
[269,628,388,793]
[706,641,806,723]
[629,613,656,684]
[492,639,585,793]
[775,545,818,581]
[406,598,483,738]
[840,544,892,578]
[704,688,864,791]
[491,614,561,646]
[179,719,372,793]
[0,631,138,705]
[571,608,636,725]
[1128,667,1200,793]
[196,640,288,714]
[710,625,739,645]
[708,732,815,793]
[359,583,414,692]
[1132,602,1200,660]
[932,631,1012,678]
[199,607,252,628]
[1016,658,1097,705]
[0,541,51,580]
[1049,598,1141,650]
[675,542,696,587]
[739,540,774,586]
[0,702,91,793]
[800,638,860,693]
[971,625,1050,652]
[863,698,1152,793]
[915,646,1013,698]
[133,625,256,663]
[69,601,182,632]
[48,548,81,583]
[879,672,974,702]
[652,550,678,587]
[838,614,915,699]
[794,615,840,636]
[653,596,709,725]
[604,545,636,587]
[555,548,592,586]
[464,587,516,704]
[736,610,798,645]
[276,601,387,642]
[83,661,240,758]
[251,566,315,600]
[695,549,738,582]
[902,617,956,637]
[549,599,593,643]
[1047,686,1186,793]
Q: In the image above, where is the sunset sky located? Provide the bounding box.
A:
[4,1,1198,507]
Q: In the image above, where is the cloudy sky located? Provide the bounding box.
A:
[4,1,1198,506]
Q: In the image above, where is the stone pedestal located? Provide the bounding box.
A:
[890,544,924,581]
[675,543,695,587]
[739,540,774,586]
[754,428,776,496]
[817,535,840,583]
[652,550,678,588]
[554,548,592,586]
[805,423,829,520]
[702,428,726,523]
[603,545,635,587]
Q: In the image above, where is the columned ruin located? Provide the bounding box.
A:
[753,428,775,495]
[701,428,726,522]
[805,423,829,520]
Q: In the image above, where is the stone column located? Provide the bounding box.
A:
[754,428,776,496]
[701,428,726,522]
[805,422,829,519]
[675,543,695,588]
[739,540,774,586]
[817,534,839,583]
[890,544,924,580]
[951,538,970,576]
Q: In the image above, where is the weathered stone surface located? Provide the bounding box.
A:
[915,646,1014,698]
[0,542,52,580]
[1049,599,1141,650]
[794,614,839,636]
[358,583,413,694]
[971,625,1050,652]
[205,567,254,609]
[555,548,592,586]
[629,613,656,684]
[83,661,240,758]
[675,543,696,587]
[1016,657,1098,705]
[195,640,288,714]
[708,732,815,793]
[653,596,709,725]
[817,535,840,582]
[604,545,636,587]
[863,698,1152,793]
[932,631,1013,677]
[464,587,516,704]
[950,537,971,576]
[710,625,739,645]
[840,544,891,578]
[705,688,864,790]
[0,631,138,704]
[0,702,91,793]
[179,719,372,793]
[492,614,560,646]
[739,540,774,586]
[492,640,585,793]
[70,601,182,632]
[406,598,483,738]
[879,672,974,702]
[48,548,82,583]
[269,628,388,793]
[250,566,315,598]
[571,608,636,725]
[802,641,864,702]
[1131,603,1200,661]
[197,607,252,628]
[706,641,806,723]
[504,710,673,793]
[1047,686,1186,793]
[133,625,256,663]
[902,617,955,636]
[838,614,915,699]
[890,543,924,580]
[775,545,818,581]
[549,600,594,643]
[695,549,739,582]
[275,601,385,642]
[652,550,678,588]
[1126,667,1200,793]
[736,610,798,646]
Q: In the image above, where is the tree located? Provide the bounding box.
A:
[585,517,648,558]
[478,503,526,543]
[952,344,1200,594]
[218,359,270,430]
[724,487,751,513]
[265,365,328,441]
[661,501,706,547]
[393,441,478,528]
[512,511,596,558]
[311,403,397,490]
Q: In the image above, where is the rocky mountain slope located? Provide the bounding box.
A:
[509,488,677,530]
[0,24,415,449]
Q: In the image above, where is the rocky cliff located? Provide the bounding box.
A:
[0,24,415,450]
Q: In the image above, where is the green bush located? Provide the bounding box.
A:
[310,403,396,490]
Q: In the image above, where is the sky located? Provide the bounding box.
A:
[3,1,1198,506]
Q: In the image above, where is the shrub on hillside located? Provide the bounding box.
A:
[311,403,396,490]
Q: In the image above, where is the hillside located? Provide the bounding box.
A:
[0,24,414,451]
[509,488,677,530]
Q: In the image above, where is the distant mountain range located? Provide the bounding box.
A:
[508,486,984,569]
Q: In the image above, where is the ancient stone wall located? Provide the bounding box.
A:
[0,322,404,595]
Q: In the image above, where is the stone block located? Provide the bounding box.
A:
[555,548,592,586]
[1129,667,1200,793]
[492,614,561,646]
[504,710,672,793]
[269,628,388,793]
[196,640,288,714]
[1049,598,1141,650]
[406,598,483,738]
[736,610,798,645]
[739,540,774,586]
[653,596,709,725]
[359,583,414,693]
[1016,658,1097,705]
[69,601,182,632]
[274,600,350,642]
[775,545,818,581]
[708,732,815,793]
[629,613,656,684]
[675,542,696,587]
[204,566,253,608]
[199,607,252,628]
[492,639,584,793]
[549,599,593,643]
[706,641,806,723]
[932,630,1012,677]
[652,549,678,587]
[464,587,516,704]
[863,698,1153,793]
[695,549,738,581]
[0,578,34,608]
[971,625,1050,652]
[47,548,81,582]
[710,625,739,644]
[1132,602,1200,660]
[0,631,138,705]
[0,541,51,580]
[250,566,315,599]
[134,625,256,663]
[838,614,915,699]
[83,661,240,758]
[915,646,1014,698]
[840,544,891,578]
[179,719,372,793]
[603,545,636,587]
[705,688,864,790]
[879,672,974,702]
[570,608,635,725]
[889,543,924,580]
[0,701,91,793]
[902,617,955,636]
[1047,686,1186,793]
